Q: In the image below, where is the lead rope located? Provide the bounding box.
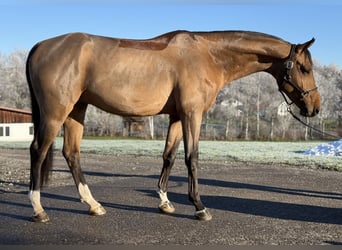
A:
[286,106,341,139]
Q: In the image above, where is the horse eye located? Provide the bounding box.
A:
[299,64,309,74]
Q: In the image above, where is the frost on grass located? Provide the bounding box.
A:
[199,141,341,171]
[0,138,340,171]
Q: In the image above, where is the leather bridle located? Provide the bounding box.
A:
[277,45,340,139]
[278,44,318,106]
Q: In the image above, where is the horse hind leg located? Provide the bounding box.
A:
[62,103,106,216]
[29,119,62,222]
[158,116,182,214]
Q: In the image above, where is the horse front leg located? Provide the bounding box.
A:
[182,111,212,221]
[158,116,182,214]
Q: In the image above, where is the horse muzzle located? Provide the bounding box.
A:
[301,95,320,117]
[300,106,319,117]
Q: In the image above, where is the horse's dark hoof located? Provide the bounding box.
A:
[31,211,50,223]
[195,208,212,221]
[159,201,175,214]
[89,205,106,216]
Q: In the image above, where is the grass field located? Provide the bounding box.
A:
[0,138,341,171]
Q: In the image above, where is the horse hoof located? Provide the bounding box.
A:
[195,208,212,221]
[89,205,106,216]
[159,201,175,214]
[31,211,50,223]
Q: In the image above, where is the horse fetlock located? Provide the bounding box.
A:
[195,208,212,221]
[31,211,50,223]
[89,205,106,216]
[157,190,176,213]
[159,200,175,214]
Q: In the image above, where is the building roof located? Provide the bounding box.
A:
[0,106,32,123]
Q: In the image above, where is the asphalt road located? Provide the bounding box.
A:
[0,149,341,245]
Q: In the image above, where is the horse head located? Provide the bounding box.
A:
[277,38,320,117]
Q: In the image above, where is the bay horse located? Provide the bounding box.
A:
[26,30,320,222]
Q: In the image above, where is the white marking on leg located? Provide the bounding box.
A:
[28,190,44,215]
[157,189,175,213]
[78,183,102,210]
[158,189,170,204]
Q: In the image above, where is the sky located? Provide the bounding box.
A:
[0,0,341,68]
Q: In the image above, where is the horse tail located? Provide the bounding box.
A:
[26,43,54,188]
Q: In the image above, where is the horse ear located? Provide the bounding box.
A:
[296,38,315,54]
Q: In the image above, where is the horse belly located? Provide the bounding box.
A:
[85,77,175,117]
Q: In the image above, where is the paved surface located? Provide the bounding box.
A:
[0,148,342,245]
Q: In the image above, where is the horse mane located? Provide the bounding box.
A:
[193,30,287,43]
[192,30,292,60]
[118,30,290,54]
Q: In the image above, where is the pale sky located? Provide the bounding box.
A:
[1,0,341,67]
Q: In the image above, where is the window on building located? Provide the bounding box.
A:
[5,126,10,136]
[29,126,34,135]
[0,127,3,136]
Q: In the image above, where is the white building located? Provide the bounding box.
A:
[0,106,33,141]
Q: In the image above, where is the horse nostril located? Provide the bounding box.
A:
[315,108,319,115]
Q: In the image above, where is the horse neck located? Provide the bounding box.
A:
[203,32,291,88]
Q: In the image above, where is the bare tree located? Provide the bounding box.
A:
[0,50,30,109]
[0,50,340,139]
